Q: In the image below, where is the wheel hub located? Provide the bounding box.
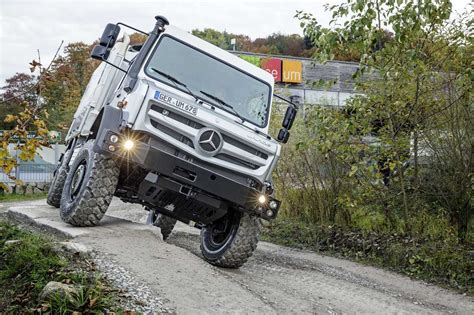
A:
[70,163,86,200]
[209,216,233,246]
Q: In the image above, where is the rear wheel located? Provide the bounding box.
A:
[200,211,260,268]
[60,140,119,226]
[47,149,71,208]
[146,209,177,240]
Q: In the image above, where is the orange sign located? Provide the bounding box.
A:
[282,60,302,83]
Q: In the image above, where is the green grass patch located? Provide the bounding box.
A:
[262,218,474,295]
[0,221,123,313]
[0,192,47,203]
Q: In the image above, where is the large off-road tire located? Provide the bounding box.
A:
[60,140,119,226]
[47,150,71,208]
[146,210,177,240]
[200,211,260,268]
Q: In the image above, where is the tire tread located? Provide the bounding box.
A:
[60,145,119,227]
[201,213,260,268]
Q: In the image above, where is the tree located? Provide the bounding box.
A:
[0,73,38,129]
[191,28,230,49]
[41,42,98,131]
[0,41,99,188]
[289,0,472,239]
[191,28,316,57]
[0,61,49,189]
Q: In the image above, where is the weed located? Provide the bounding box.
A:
[0,221,122,313]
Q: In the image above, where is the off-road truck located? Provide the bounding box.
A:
[47,16,297,268]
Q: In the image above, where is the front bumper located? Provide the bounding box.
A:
[96,128,281,220]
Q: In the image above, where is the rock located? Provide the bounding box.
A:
[33,185,43,194]
[25,185,33,195]
[37,183,46,192]
[5,240,21,246]
[39,281,79,302]
[14,185,25,194]
[60,241,91,254]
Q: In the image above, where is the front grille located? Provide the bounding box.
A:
[222,134,268,160]
[150,119,194,148]
[214,153,259,170]
[148,103,269,170]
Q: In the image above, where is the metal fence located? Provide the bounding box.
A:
[0,163,55,183]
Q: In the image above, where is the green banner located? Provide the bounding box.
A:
[0,130,61,144]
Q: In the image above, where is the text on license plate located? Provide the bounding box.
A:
[154,90,198,115]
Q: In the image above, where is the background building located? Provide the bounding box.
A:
[235,51,362,110]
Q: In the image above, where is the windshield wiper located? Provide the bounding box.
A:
[199,90,245,123]
[150,67,199,102]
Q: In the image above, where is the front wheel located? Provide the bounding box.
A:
[60,140,119,226]
[200,211,260,268]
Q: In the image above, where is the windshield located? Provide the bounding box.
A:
[145,36,271,127]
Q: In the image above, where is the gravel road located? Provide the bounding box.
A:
[3,198,473,314]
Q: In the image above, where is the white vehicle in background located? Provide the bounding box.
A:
[47,16,298,268]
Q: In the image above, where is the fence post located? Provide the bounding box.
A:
[14,146,20,181]
[54,143,59,165]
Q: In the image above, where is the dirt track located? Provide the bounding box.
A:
[3,199,473,314]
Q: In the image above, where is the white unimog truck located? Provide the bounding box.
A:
[47,16,298,268]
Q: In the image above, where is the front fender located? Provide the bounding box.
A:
[92,105,128,154]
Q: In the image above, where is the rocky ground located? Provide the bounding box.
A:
[1,198,473,314]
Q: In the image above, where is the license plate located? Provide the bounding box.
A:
[154,90,198,115]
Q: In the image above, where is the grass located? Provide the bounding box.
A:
[0,192,47,203]
[0,221,124,313]
[262,217,474,295]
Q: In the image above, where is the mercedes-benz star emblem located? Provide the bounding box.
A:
[198,129,222,153]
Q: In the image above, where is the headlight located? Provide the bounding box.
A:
[123,139,134,151]
[258,194,267,204]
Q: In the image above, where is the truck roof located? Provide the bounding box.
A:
[163,25,275,88]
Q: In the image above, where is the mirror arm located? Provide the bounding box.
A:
[117,22,148,35]
[273,93,299,110]
[101,58,127,73]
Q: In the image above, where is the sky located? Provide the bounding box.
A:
[0,0,471,84]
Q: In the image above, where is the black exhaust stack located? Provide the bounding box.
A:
[124,16,169,93]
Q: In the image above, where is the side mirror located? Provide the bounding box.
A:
[277,128,290,143]
[99,24,121,48]
[282,106,297,130]
[91,45,110,60]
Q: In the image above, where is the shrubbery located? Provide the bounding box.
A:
[266,0,472,292]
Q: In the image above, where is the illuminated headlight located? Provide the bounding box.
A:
[269,200,279,210]
[123,139,134,151]
[110,134,119,143]
[258,194,267,204]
